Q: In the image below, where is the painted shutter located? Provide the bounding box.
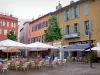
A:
[77,5,80,18]
[69,25,71,34]
[84,2,88,16]
[77,24,79,33]
[68,9,71,19]
[81,21,85,36]
[64,11,67,21]
[89,20,92,35]
[72,7,75,19]
[57,15,59,24]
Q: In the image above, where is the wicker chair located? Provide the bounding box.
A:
[1,63,10,73]
[15,61,21,71]
[20,62,29,71]
[37,61,43,68]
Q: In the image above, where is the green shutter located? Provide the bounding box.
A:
[89,20,92,35]
[69,25,71,34]
[64,11,67,22]
[77,5,80,18]
[81,21,85,36]
[72,7,75,19]
[57,15,59,24]
[84,2,88,16]
[68,9,71,19]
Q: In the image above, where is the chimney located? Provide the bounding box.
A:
[10,14,12,17]
[56,1,62,10]
[70,0,74,4]
[32,17,34,21]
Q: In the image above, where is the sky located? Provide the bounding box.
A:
[0,0,79,20]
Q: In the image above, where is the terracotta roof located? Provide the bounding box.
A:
[30,12,53,24]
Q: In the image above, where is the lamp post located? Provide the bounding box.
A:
[89,26,92,68]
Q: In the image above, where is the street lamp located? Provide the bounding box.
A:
[89,26,92,68]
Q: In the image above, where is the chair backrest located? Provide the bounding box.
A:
[2,64,9,69]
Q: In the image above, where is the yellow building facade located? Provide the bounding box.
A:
[55,0,100,46]
[53,0,100,58]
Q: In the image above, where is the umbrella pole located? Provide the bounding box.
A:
[7,47,8,60]
[37,51,38,57]
[11,49,12,59]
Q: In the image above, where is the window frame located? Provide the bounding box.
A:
[74,23,78,33]
[85,20,89,35]
[66,25,70,34]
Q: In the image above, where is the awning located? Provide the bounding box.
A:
[60,44,90,51]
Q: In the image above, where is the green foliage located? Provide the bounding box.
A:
[84,55,90,63]
[6,30,17,41]
[44,15,62,42]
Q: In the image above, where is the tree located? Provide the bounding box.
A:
[7,30,17,41]
[44,15,62,42]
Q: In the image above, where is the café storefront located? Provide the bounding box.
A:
[63,40,95,58]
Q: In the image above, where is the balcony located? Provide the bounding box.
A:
[64,32,80,39]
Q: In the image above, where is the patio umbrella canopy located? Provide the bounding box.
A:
[0,39,27,49]
[0,47,7,50]
[27,42,58,51]
[86,47,100,51]
[91,47,100,50]
[2,47,21,53]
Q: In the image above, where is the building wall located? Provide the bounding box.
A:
[30,14,51,43]
[0,14,18,41]
[19,19,31,43]
[57,0,100,46]
[20,28,24,43]
[23,22,30,44]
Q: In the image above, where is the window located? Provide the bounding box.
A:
[38,36,41,42]
[31,38,34,43]
[72,5,80,19]
[66,9,70,21]
[2,21,7,26]
[5,22,7,26]
[11,23,14,28]
[35,37,38,42]
[14,23,16,28]
[74,23,78,33]
[45,21,48,27]
[0,29,2,34]
[7,22,9,27]
[42,22,45,27]
[32,25,37,31]
[85,20,89,35]
[66,25,70,34]
[38,23,41,29]
[74,7,78,18]
[11,22,15,28]
[0,21,2,26]
[42,21,48,27]
[4,29,7,35]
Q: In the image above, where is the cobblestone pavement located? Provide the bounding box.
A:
[1,63,100,75]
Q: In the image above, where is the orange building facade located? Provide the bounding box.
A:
[29,13,53,57]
